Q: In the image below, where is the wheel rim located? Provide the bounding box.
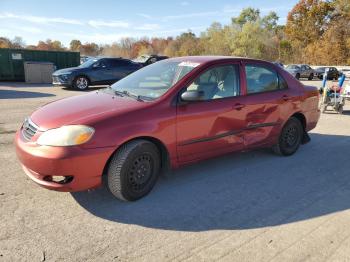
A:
[283,125,299,147]
[127,153,153,192]
[76,77,88,89]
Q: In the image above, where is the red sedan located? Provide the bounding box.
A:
[15,56,320,201]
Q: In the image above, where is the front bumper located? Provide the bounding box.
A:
[15,130,115,192]
[52,75,71,86]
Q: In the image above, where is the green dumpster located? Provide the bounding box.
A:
[0,48,80,81]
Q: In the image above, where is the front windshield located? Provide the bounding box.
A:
[111,60,200,100]
[286,65,300,70]
[79,58,98,68]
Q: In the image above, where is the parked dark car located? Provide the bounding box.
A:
[133,54,169,66]
[273,61,284,68]
[16,56,320,201]
[285,64,315,80]
[315,67,340,80]
[52,57,142,90]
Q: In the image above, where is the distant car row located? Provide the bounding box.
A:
[282,63,346,81]
[53,55,168,90]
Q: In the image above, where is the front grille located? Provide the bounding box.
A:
[22,118,39,141]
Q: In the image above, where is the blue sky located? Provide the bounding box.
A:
[0,0,298,47]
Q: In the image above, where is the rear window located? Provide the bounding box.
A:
[245,65,287,94]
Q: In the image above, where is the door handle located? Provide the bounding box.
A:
[282,95,291,101]
[233,103,245,110]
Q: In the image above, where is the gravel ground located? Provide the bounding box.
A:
[1,80,350,262]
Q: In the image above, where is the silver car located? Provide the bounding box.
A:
[286,64,315,80]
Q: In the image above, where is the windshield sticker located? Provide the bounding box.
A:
[179,61,200,68]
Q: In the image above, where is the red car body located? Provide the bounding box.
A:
[15,56,320,192]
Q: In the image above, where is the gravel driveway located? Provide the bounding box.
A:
[1,81,350,262]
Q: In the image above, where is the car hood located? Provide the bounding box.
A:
[286,68,298,72]
[30,90,144,130]
[53,67,81,75]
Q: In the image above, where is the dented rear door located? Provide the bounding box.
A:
[242,62,296,148]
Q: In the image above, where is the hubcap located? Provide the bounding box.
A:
[76,78,88,89]
[128,154,153,192]
[283,126,298,147]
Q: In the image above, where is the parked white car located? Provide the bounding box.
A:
[341,69,350,78]
[343,84,350,100]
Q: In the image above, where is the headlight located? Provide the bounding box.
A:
[59,74,71,81]
[37,125,95,146]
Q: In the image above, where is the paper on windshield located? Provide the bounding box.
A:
[179,61,200,67]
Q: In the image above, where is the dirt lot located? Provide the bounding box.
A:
[1,81,350,262]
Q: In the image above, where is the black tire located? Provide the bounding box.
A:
[322,105,327,113]
[107,140,160,201]
[295,73,300,80]
[308,73,314,80]
[273,117,303,156]
[73,76,89,90]
[337,105,343,114]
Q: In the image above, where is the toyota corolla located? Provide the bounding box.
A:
[15,56,320,201]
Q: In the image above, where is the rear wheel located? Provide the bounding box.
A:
[295,73,300,80]
[308,73,314,80]
[107,140,160,201]
[273,117,303,156]
[322,105,327,113]
[73,76,89,90]
[336,104,343,114]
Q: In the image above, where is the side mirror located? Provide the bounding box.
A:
[181,90,205,102]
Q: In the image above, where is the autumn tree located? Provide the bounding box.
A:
[0,37,12,48]
[285,0,334,62]
[0,36,25,49]
[232,8,260,26]
[35,39,65,51]
[11,36,25,49]
[70,40,82,52]
[200,23,231,55]
[80,42,100,56]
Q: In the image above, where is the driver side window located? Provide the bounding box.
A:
[186,65,240,100]
[93,60,107,68]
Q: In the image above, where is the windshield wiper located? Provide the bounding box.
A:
[113,89,154,102]
[113,89,126,97]
[122,90,144,102]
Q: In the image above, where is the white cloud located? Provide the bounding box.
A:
[137,13,152,19]
[162,11,219,21]
[62,32,131,43]
[0,12,83,25]
[134,23,160,31]
[88,20,130,28]
[158,26,205,34]
[13,26,42,34]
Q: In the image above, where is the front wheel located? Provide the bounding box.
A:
[73,76,89,90]
[273,117,303,156]
[295,73,300,80]
[107,140,160,201]
[308,73,314,80]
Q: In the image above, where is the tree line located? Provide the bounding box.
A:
[0,0,349,65]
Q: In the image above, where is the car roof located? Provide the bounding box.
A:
[165,56,271,64]
[95,56,126,60]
